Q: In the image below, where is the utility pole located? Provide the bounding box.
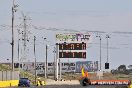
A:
[96,35,102,71]
[34,36,36,85]
[11,0,15,72]
[11,0,18,72]
[21,12,28,61]
[20,13,30,74]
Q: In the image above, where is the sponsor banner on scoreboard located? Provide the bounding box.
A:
[76,61,98,72]
[56,33,91,43]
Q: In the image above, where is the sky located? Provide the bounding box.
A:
[0,0,132,70]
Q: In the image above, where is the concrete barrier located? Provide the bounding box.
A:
[0,80,19,87]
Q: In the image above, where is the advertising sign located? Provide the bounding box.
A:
[36,62,45,74]
[22,62,34,71]
[56,33,91,43]
[76,61,98,72]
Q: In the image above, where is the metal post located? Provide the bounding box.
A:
[56,43,59,81]
[59,58,61,80]
[43,37,47,78]
[106,35,110,63]
[46,45,48,78]
[99,37,102,71]
[53,47,56,80]
[96,35,102,71]
[68,59,70,80]
[44,59,46,78]
[107,36,108,63]
[17,30,20,77]
[34,36,36,85]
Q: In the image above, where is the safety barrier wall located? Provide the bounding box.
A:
[0,80,19,87]
[0,71,19,81]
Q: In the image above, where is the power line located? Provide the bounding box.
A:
[112,31,132,34]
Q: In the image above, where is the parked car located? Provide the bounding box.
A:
[18,78,30,87]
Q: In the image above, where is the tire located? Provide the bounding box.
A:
[18,84,20,87]
[22,84,25,87]
[80,77,90,86]
[36,84,38,86]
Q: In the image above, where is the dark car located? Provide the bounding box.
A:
[18,78,30,87]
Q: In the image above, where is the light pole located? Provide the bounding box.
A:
[106,35,110,63]
[46,44,48,78]
[17,29,21,77]
[53,47,56,80]
[96,35,102,71]
[34,36,36,85]
[56,43,59,81]
[43,37,47,78]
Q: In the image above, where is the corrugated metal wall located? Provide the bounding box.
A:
[0,71,19,81]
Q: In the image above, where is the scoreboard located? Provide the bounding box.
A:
[58,43,86,58]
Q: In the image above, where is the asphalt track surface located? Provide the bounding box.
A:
[10,85,128,88]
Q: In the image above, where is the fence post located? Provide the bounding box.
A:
[6,71,7,80]
[2,71,3,81]
[10,83,11,87]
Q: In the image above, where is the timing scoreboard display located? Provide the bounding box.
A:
[56,33,91,59]
[59,43,86,50]
[59,43,86,58]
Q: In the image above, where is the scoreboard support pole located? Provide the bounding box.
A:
[56,43,59,81]
[59,58,62,80]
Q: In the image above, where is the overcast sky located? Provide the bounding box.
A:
[0,0,132,70]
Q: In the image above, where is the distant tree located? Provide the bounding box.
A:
[117,65,129,75]
[128,65,132,69]
[118,65,126,72]
[111,69,118,74]
[111,65,130,75]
